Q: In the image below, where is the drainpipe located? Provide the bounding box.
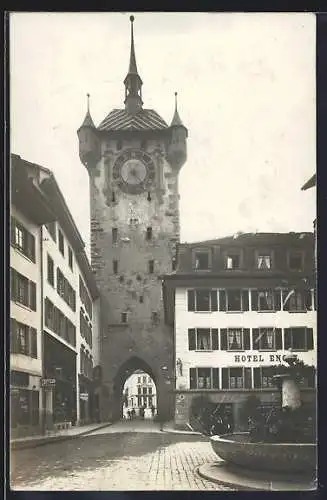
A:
[40,225,46,435]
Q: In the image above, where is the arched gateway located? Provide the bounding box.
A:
[77,17,187,423]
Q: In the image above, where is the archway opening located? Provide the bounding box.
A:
[122,369,157,420]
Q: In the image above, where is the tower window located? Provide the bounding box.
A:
[146,227,152,241]
[68,247,73,270]
[141,139,147,150]
[172,258,177,271]
[112,191,116,203]
[113,259,118,274]
[139,295,144,303]
[112,228,118,243]
[117,139,122,151]
[147,192,151,202]
[121,312,128,323]
[58,230,64,256]
[148,260,154,273]
[119,275,124,283]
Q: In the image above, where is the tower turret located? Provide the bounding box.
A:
[167,92,188,170]
[124,16,143,116]
[77,93,101,170]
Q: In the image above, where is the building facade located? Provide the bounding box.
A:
[77,16,187,421]
[163,233,317,429]
[10,154,102,435]
[122,370,157,418]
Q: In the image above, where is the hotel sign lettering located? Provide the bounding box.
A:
[234,354,290,364]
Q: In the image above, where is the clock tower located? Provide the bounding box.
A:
[77,16,187,421]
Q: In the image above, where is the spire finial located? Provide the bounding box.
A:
[87,93,90,112]
[174,91,178,112]
[128,15,138,74]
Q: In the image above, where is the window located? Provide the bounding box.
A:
[188,328,219,351]
[283,290,308,312]
[141,139,147,150]
[121,312,128,323]
[194,250,211,270]
[288,251,303,271]
[112,191,116,203]
[151,311,159,323]
[11,269,36,310]
[143,387,147,395]
[58,230,64,256]
[251,289,280,312]
[256,253,272,270]
[146,227,152,240]
[226,252,241,270]
[46,221,57,242]
[284,327,314,351]
[117,139,122,150]
[68,248,73,270]
[189,367,219,389]
[221,367,252,389]
[11,217,35,262]
[112,228,118,243]
[220,328,250,351]
[44,297,76,347]
[147,192,152,202]
[187,289,218,312]
[143,376,146,383]
[113,260,118,274]
[10,388,39,428]
[79,277,92,319]
[253,367,275,388]
[252,328,282,351]
[219,289,249,312]
[149,387,152,394]
[10,319,37,358]
[148,260,154,273]
[47,255,54,286]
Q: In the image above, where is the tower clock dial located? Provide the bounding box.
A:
[113,149,156,194]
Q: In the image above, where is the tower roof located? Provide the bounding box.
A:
[170,92,186,128]
[126,15,140,77]
[79,93,96,129]
[98,108,168,132]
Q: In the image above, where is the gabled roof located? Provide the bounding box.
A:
[98,108,168,132]
[181,232,314,248]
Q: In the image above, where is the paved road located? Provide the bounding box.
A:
[11,421,233,491]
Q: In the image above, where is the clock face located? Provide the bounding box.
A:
[113,149,156,194]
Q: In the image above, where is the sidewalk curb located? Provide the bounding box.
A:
[11,422,113,451]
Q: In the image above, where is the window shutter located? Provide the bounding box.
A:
[29,233,36,262]
[252,328,259,350]
[10,318,18,353]
[305,290,312,311]
[219,290,226,311]
[29,281,36,311]
[306,328,314,350]
[222,368,229,389]
[251,291,258,311]
[190,368,196,389]
[10,268,17,302]
[282,290,291,311]
[244,367,252,389]
[30,328,37,358]
[187,290,195,311]
[11,217,16,245]
[212,368,219,389]
[275,328,282,350]
[242,291,249,311]
[212,329,219,350]
[243,329,250,350]
[284,328,292,350]
[253,367,261,388]
[211,290,218,311]
[220,329,228,350]
[274,290,281,310]
[57,268,60,295]
[188,329,196,350]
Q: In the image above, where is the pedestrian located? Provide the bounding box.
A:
[131,408,136,419]
[151,406,155,418]
[127,409,131,420]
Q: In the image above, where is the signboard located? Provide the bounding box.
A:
[80,393,89,401]
[41,378,56,388]
[234,354,291,364]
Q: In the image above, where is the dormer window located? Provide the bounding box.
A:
[193,248,212,270]
[288,251,304,272]
[226,251,241,270]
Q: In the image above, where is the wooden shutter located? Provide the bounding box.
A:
[219,290,226,311]
[210,290,218,311]
[253,367,261,388]
[243,329,250,350]
[188,329,196,350]
[30,328,37,358]
[252,328,259,349]
[284,328,292,349]
[251,290,258,311]
[11,217,16,245]
[222,368,229,389]
[10,318,18,353]
[305,290,312,311]
[220,329,228,350]
[29,281,36,311]
[187,290,195,311]
[242,291,249,311]
[244,367,252,389]
[10,268,17,302]
[306,328,314,350]
[274,290,281,310]
[282,290,291,311]
[190,368,196,389]
[29,233,36,262]
[212,329,219,350]
[275,328,282,350]
[212,368,219,389]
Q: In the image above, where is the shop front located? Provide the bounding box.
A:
[79,374,94,425]
[10,370,41,438]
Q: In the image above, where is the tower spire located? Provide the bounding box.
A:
[170,92,184,127]
[124,15,143,115]
[80,92,95,128]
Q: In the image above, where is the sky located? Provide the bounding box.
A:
[10,12,316,258]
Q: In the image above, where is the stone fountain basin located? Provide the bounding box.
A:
[210,433,316,473]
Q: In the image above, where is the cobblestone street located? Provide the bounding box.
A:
[11,422,233,491]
